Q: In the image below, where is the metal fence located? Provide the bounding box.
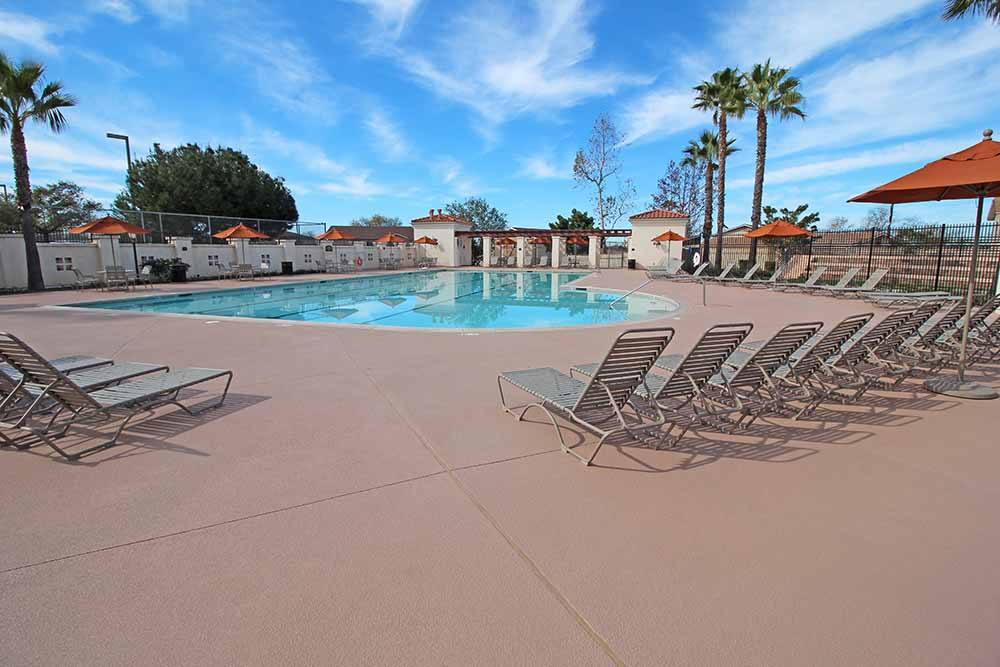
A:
[34,209,326,245]
[685,221,1000,299]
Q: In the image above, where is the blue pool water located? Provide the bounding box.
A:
[73,271,678,329]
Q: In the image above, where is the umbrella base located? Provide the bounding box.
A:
[923,377,998,400]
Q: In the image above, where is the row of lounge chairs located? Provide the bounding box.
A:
[0,333,233,461]
[498,295,1000,466]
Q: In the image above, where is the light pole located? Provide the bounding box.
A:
[106,132,132,170]
[106,132,139,271]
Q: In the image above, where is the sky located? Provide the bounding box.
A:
[1,0,996,230]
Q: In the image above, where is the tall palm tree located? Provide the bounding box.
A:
[694,68,746,268]
[943,0,1000,22]
[0,55,76,291]
[744,60,805,265]
[682,131,737,265]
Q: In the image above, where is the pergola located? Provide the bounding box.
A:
[455,229,630,268]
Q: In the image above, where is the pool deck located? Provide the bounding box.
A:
[2,269,999,665]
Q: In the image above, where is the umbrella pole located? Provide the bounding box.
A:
[132,237,140,274]
[925,195,998,400]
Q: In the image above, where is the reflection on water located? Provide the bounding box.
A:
[77,271,678,329]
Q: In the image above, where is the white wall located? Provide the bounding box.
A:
[628,217,690,269]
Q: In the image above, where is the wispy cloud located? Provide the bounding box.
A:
[318,173,386,198]
[517,152,568,180]
[620,87,704,145]
[0,10,61,54]
[349,0,421,39]
[89,0,140,23]
[434,156,486,197]
[363,108,411,161]
[3,133,124,172]
[76,50,136,79]
[370,0,647,130]
[142,0,193,23]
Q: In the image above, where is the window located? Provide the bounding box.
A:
[54,257,73,271]
[207,254,220,266]
[260,253,271,262]
[303,253,313,263]
[140,255,155,265]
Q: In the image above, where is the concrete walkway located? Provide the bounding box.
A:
[1,270,998,665]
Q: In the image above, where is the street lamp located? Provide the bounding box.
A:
[106,132,132,170]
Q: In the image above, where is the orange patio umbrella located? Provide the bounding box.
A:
[375,232,408,244]
[413,236,438,245]
[850,129,1000,399]
[495,237,516,245]
[652,230,688,260]
[527,236,549,245]
[70,215,148,270]
[213,223,270,263]
[316,228,355,241]
[744,219,812,238]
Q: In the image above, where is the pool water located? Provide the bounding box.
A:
[74,271,678,329]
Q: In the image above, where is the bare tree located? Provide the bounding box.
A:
[651,159,705,238]
[825,215,850,231]
[573,113,635,230]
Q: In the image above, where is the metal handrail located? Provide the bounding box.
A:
[609,279,652,310]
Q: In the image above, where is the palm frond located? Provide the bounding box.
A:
[943,0,1000,22]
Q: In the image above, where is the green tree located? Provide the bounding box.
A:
[683,130,738,264]
[694,67,747,268]
[115,144,297,237]
[550,208,595,231]
[0,54,76,291]
[350,214,401,227]
[445,197,508,231]
[943,0,1000,21]
[32,181,101,240]
[744,60,805,264]
[764,203,820,230]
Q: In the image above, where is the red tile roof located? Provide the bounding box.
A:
[629,208,688,220]
[411,208,472,225]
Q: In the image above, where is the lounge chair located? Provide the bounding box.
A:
[257,261,272,279]
[645,262,684,280]
[572,322,754,448]
[698,262,737,282]
[861,291,954,305]
[717,263,761,285]
[800,267,860,294]
[815,268,889,298]
[892,302,968,373]
[498,327,675,466]
[235,264,254,280]
[71,268,99,290]
[671,263,709,281]
[103,266,131,291]
[0,332,232,461]
[134,264,154,289]
[923,294,1000,366]
[843,301,944,390]
[740,261,790,289]
[772,266,828,292]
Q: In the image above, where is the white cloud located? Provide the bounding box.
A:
[0,11,61,54]
[76,50,136,79]
[144,46,181,67]
[719,0,936,68]
[620,87,705,145]
[142,0,192,23]
[433,157,484,197]
[350,0,421,38]
[730,136,965,188]
[375,0,648,128]
[363,108,411,161]
[90,0,140,23]
[8,134,125,172]
[517,153,568,180]
[318,172,386,198]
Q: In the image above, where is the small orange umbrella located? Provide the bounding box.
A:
[213,223,270,263]
[744,219,812,238]
[71,215,148,269]
[375,233,408,244]
[527,237,549,245]
[652,230,687,260]
[316,228,355,241]
[850,129,1000,399]
[495,237,516,246]
[413,236,438,245]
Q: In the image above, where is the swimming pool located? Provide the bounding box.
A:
[73,271,679,330]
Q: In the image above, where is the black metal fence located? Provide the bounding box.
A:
[685,221,1000,299]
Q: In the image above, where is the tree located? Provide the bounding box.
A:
[943,0,1000,22]
[825,215,850,231]
[694,67,746,268]
[862,206,891,231]
[0,54,76,291]
[650,159,705,237]
[550,208,596,231]
[445,197,508,231]
[744,60,805,264]
[115,144,297,237]
[682,131,723,262]
[32,181,101,240]
[350,214,401,227]
[764,203,820,230]
[573,113,636,230]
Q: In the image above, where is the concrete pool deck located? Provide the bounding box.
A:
[1,269,998,665]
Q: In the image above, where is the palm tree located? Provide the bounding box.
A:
[694,68,746,268]
[744,60,805,265]
[943,0,1000,22]
[0,55,76,291]
[682,131,737,265]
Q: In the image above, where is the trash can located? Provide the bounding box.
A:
[281,261,294,275]
[170,264,188,283]
[627,259,637,270]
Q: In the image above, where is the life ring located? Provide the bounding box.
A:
[355,257,363,267]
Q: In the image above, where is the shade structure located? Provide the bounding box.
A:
[850,129,1000,400]
[744,219,812,239]
[213,223,270,264]
[70,216,148,271]
[375,233,408,244]
[413,236,438,245]
[316,228,355,241]
[652,230,687,242]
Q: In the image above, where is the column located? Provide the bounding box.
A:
[515,237,527,268]
[279,239,298,272]
[516,272,524,300]
[551,237,563,268]
[482,237,493,267]
[94,236,122,269]
[588,235,600,268]
[550,272,560,301]
[483,272,491,299]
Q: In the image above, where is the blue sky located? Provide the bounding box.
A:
[1,0,996,229]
